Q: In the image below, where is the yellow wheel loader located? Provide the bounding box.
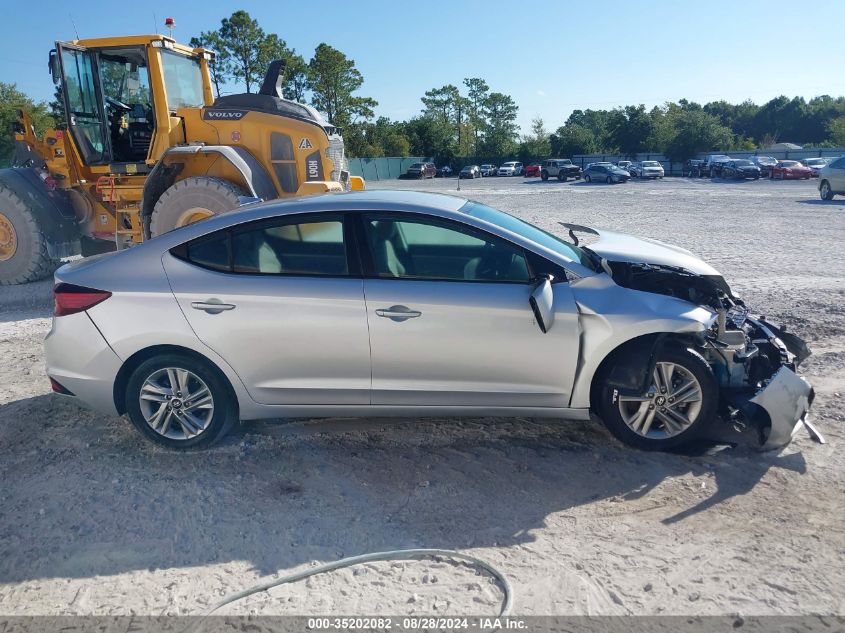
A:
[1,34,363,285]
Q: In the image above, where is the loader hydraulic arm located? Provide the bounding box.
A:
[12,110,50,168]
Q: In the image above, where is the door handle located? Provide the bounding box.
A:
[375,305,422,322]
[191,300,236,314]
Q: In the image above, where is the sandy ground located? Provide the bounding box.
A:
[0,176,843,618]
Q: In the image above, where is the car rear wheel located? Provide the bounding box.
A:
[126,353,238,449]
[820,181,835,200]
[597,347,718,450]
[541,171,549,181]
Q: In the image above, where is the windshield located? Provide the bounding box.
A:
[160,51,205,109]
[757,156,776,164]
[642,161,660,167]
[780,161,799,167]
[805,158,825,165]
[462,201,597,271]
[734,160,753,166]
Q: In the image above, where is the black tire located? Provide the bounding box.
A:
[125,352,238,449]
[558,172,567,182]
[150,177,244,238]
[596,346,718,451]
[541,170,549,181]
[0,185,60,285]
[605,176,613,184]
[584,175,591,183]
[820,180,835,200]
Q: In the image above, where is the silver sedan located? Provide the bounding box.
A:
[45,190,817,451]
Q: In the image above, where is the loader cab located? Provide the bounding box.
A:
[52,37,210,170]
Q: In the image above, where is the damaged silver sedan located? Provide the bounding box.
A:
[45,190,822,451]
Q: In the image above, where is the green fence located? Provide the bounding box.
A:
[347,157,433,181]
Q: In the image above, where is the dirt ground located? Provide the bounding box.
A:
[0,176,843,618]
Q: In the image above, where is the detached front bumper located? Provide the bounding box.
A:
[748,366,820,450]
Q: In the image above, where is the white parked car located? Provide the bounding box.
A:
[497,162,524,176]
[632,161,665,179]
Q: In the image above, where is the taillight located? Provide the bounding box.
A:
[53,283,111,317]
[49,377,74,395]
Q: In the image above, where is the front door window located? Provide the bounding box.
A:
[60,47,107,164]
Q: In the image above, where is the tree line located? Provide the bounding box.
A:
[550,97,845,164]
[191,12,845,163]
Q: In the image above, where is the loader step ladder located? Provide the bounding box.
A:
[95,175,143,249]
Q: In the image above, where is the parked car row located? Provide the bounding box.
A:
[696,154,836,180]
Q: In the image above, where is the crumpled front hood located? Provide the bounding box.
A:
[561,223,721,276]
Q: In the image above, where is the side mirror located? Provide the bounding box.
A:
[529,274,554,333]
[48,50,60,85]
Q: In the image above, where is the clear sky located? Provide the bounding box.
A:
[3,0,844,133]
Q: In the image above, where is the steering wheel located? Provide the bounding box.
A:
[105,96,132,112]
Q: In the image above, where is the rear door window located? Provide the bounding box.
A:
[172,214,351,276]
[231,216,348,276]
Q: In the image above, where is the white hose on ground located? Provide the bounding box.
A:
[195,548,512,622]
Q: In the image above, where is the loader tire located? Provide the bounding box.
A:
[0,185,59,285]
[150,177,244,238]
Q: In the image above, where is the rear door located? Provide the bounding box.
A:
[358,212,580,408]
[165,213,371,405]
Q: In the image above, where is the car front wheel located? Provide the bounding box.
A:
[125,353,238,449]
[597,347,717,450]
[820,180,835,200]
[584,175,591,183]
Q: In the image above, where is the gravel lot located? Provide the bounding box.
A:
[1,176,843,618]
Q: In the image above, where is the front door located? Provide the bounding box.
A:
[359,213,580,408]
[56,43,110,165]
[165,213,371,406]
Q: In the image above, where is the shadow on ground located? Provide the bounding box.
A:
[0,393,807,585]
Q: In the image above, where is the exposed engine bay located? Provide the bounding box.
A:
[609,262,820,449]
[563,223,823,450]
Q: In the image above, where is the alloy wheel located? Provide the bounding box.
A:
[0,212,17,262]
[821,182,831,199]
[617,361,703,439]
[138,367,215,440]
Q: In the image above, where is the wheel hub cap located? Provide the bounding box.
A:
[617,361,703,439]
[176,207,214,228]
[139,367,214,440]
[0,212,17,262]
